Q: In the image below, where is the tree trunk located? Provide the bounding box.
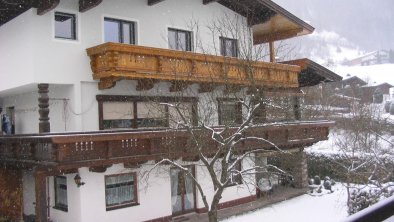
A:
[208,209,218,222]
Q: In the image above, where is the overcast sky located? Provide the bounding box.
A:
[273,0,394,51]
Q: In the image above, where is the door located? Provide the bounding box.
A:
[170,166,195,215]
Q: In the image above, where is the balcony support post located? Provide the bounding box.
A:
[38,84,50,133]
[293,94,301,120]
[34,171,48,222]
[269,41,275,63]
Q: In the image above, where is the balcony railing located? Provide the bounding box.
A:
[86,43,300,90]
[0,121,333,167]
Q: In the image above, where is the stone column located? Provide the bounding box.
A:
[38,84,50,133]
[255,153,268,198]
[292,151,308,188]
[293,95,301,120]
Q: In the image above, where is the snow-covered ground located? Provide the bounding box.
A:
[222,184,348,222]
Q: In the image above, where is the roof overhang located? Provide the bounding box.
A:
[204,0,314,44]
[282,59,343,87]
[250,0,314,44]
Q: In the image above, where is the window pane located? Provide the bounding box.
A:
[137,102,165,119]
[105,174,136,208]
[168,29,191,51]
[220,101,240,125]
[177,31,187,51]
[168,103,193,128]
[221,38,237,57]
[168,29,177,50]
[55,176,68,210]
[103,102,133,120]
[55,13,75,39]
[103,102,133,129]
[122,23,131,44]
[226,40,234,56]
[137,102,167,128]
[104,19,120,43]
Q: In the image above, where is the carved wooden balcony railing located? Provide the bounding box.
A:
[86,43,301,90]
[0,121,333,169]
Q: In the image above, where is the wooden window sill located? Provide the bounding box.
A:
[106,202,140,211]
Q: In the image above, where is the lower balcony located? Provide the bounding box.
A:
[86,43,300,90]
[0,121,333,169]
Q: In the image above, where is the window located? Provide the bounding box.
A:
[54,176,68,211]
[102,102,134,129]
[105,173,138,210]
[218,99,242,125]
[136,102,167,128]
[104,18,136,44]
[97,95,198,130]
[55,12,76,40]
[220,37,238,57]
[168,28,192,51]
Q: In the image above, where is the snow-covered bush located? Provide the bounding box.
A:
[348,184,394,215]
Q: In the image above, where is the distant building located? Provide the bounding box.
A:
[343,50,394,66]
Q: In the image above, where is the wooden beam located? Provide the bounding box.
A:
[35,0,60,16]
[199,83,216,93]
[79,0,103,12]
[269,41,275,63]
[224,85,242,94]
[136,79,156,91]
[203,0,219,4]
[98,77,119,90]
[35,171,48,222]
[89,165,111,173]
[254,28,303,45]
[147,0,165,6]
[124,162,144,168]
[169,81,190,92]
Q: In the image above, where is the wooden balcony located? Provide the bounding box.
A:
[86,43,301,90]
[0,121,333,170]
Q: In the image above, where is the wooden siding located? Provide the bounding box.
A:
[86,43,300,90]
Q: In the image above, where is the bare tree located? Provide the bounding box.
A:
[138,13,300,222]
[333,103,394,214]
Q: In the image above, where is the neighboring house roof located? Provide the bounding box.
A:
[341,76,368,86]
[281,58,342,87]
[0,0,314,44]
[361,82,393,88]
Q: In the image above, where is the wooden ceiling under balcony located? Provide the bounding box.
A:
[87,43,301,90]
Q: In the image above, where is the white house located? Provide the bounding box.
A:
[0,0,335,222]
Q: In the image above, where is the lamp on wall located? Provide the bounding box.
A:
[74,174,85,187]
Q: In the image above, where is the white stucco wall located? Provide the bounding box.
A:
[195,156,256,209]
[23,171,36,216]
[29,159,256,222]
[49,174,83,222]
[0,10,35,92]
[0,84,73,134]
[0,0,250,133]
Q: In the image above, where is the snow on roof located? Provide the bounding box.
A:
[334,64,394,86]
